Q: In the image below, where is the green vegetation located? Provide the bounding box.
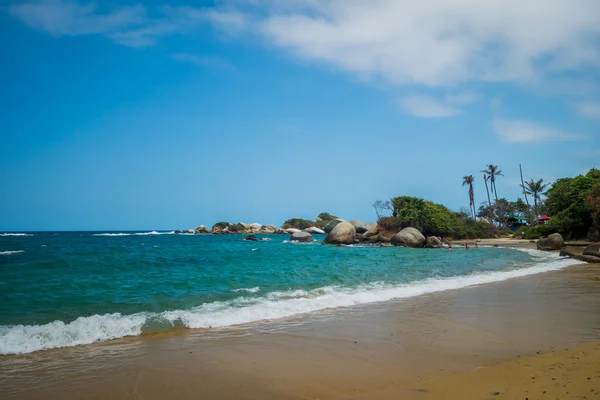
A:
[385,196,501,239]
[316,212,338,228]
[212,222,231,230]
[281,218,315,230]
[477,198,530,228]
[543,168,600,239]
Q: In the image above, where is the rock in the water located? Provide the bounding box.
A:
[285,228,302,234]
[391,227,426,248]
[243,234,258,241]
[175,230,184,234]
[537,233,564,250]
[305,226,325,234]
[425,236,443,248]
[323,219,344,234]
[379,243,393,247]
[290,231,314,242]
[195,225,210,234]
[349,220,376,234]
[587,227,599,242]
[187,229,195,234]
[583,242,600,257]
[323,220,356,244]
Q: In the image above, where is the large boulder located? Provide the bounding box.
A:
[391,227,426,248]
[259,225,277,234]
[243,234,258,241]
[290,231,314,242]
[285,228,302,234]
[323,221,356,244]
[425,236,443,248]
[195,225,210,234]
[323,219,344,234]
[587,227,599,242]
[349,220,376,234]
[248,223,262,232]
[304,226,325,234]
[583,242,600,257]
[537,233,565,250]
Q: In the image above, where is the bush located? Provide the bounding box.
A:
[520,225,556,239]
[282,218,315,230]
[316,212,339,228]
[377,216,402,231]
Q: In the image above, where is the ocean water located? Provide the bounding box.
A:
[0,231,572,355]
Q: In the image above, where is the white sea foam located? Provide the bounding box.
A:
[232,287,261,293]
[0,233,31,237]
[93,231,175,237]
[0,251,574,355]
[0,250,25,255]
[0,313,147,355]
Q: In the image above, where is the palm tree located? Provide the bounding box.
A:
[524,178,548,224]
[462,175,476,219]
[483,174,493,223]
[481,165,504,202]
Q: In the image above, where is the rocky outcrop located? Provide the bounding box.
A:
[323,220,356,244]
[187,229,195,234]
[243,234,258,241]
[195,225,210,234]
[391,227,426,248]
[537,233,565,250]
[285,228,302,234]
[304,226,325,234]
[349,220,376,234]
[259,225,277,234]
[316,213,339,228]
[587,227,599,242]
[290,231,314,242]
[583,242,600,257]
[560,247,600,263]
[323,219,344,234]
[425,236,443,248]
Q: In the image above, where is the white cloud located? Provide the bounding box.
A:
[171,53,236,71]
[9,0,600,91]
[9,0,145,36]
[253,0,600,87]
[399,95,462,118]
[492,119,589,143]
[576,102,600,118]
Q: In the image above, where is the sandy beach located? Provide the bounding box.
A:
[1,243,599,400]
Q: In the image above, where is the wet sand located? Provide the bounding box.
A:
[1,262,600,399]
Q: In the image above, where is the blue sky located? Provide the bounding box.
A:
[1,0,599,231]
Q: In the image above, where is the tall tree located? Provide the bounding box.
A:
[524,178,548,224]
[462,175,476,219]
[483,174,493,223]
[481,165,504,202]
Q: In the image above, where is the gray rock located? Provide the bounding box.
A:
[425,236,443,248]
[285,228,302,234]
[537,233,564,250]
[587,227,599,242]
[290,231,314,242]
[195,225,210,234]
[349,220,376,234]
[305,226,325,235]
[323,219,344,234]
[391,227,426,248]
[323,220,356,244]
[243,234,258,241]
[583,242,600,257]
[187,229,195,234]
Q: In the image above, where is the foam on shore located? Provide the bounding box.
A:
[0,250,572,355]
[93,231,175,237]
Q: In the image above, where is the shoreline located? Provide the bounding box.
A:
[2,260,599,399]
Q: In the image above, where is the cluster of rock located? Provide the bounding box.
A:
[175,223,281,235]
[535,232,600,263]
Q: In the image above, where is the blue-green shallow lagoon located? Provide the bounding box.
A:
[0,231,571,354]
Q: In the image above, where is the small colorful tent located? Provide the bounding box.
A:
[538,215,550,224]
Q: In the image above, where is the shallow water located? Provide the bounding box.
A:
[0,231,572,354]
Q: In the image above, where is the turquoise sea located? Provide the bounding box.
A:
[0,231,571,355]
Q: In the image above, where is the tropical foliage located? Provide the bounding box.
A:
[462,175,476,219]
[523,178,548,224]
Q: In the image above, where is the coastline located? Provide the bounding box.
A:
[2,255,599,399]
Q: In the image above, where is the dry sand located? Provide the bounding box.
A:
[1,253,599,400]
